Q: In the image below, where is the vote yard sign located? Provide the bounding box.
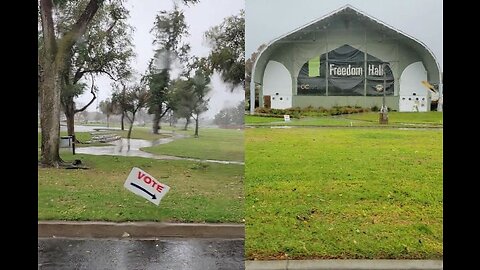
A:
[124,167,170,205]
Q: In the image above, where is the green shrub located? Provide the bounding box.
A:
[254,106,371,117]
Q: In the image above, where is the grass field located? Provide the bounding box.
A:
[114,126,171,141]
[245,115,285,124]
[38,152,244,223]
[141,128,244,162]
[345,112,443,125]
[246,112,443,127]
[245,127,442,259]
[245,115,370,127]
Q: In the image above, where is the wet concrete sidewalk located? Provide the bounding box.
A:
[39,238,244,270]
[245,259,443,270]
[38,221,245,269]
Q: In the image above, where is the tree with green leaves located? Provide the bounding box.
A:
[98,98,115,128]
[171,66,211,137]
[170,78,193,130]
[205,10,245,90]
[111,78,130,131]
[39,0,106,167]
[38,0,199,167]
[144,6,191,134]
[214,101,244,128]
[58,1,134,139]
[112,83,149,139]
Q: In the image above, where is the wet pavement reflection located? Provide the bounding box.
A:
[76,136,184,160]
[38,238,244,270]
[75,134,244,165]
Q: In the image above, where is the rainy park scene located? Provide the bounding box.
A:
[38,0,245,269]
[38,0,443,269]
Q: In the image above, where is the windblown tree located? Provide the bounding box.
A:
[98,98,115,127]
[144,6,191,134]
[213,101,244,128]
[170,78,193,130]
[171,65,211,137]
[113,83,149,139]
[111,77,131,131]
[205,10,245,90]
[39,0,111,167]
[58,1,134,140]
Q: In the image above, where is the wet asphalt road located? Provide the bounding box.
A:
[38,238,244,270]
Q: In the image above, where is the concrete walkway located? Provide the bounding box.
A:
[245,259,443,270]
[38,221,244,239]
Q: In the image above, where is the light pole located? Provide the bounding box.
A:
[379,62,388,124]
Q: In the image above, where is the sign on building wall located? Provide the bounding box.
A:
[297,44,394,96]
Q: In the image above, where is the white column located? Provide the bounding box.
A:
[250,78,255,114]
[437,82,443,112]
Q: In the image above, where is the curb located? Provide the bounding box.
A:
[245,260,443,270]
[38,221,244,239]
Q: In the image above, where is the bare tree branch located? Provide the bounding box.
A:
[57,0,105,61]
[124,112,132,122]
[75,74,96,113]
[73,68,117,84]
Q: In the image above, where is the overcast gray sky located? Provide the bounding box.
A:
[79,0,244,117]
[246,0,443,70]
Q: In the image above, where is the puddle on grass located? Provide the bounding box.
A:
[75,134,243,165]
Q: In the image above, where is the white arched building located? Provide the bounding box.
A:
[250,5,442,113]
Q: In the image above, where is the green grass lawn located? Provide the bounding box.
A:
[246,115,369,126]
[246,112,443,127]
[142,128,244,162]
[38,152,244,223]
[114,126,171,140]
[346,112,443,125]
[245,115,285,124]
[245,127,442,260]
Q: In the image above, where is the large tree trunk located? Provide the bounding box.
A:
[106,114,110,128]
[194,115,199,138]
[62,96,76,138]
[66,109,75,138]
[40,0,62,167]
[152,104,171,134]
[40,64,63,167]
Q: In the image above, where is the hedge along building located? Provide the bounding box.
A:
[249,5,443,113]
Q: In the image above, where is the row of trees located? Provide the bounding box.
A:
[38,0,244,167]
[213,101,244,127]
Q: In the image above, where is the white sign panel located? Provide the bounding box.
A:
[124,167,170,205]
[284,115,291,122]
